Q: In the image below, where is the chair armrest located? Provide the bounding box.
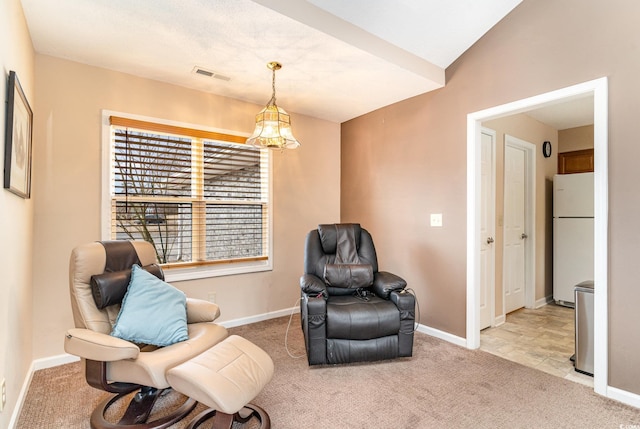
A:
[390,290,416,321]
[371,271,407,299]
[186,298,220,324]
[300,274,328,298]
[390,290,416,357]
[64,328,139,361]
[301,295,327,365]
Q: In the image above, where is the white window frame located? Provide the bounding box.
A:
[101,110,273,282]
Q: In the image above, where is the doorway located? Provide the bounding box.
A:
[466,77,608,396]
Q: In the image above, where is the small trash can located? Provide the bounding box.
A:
[574,280,594,376]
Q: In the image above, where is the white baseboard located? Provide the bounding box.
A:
[218,305,300,329]
[416,323,467,348]
[493,314,506,326]
[534,295,554,309]
[492,296,552,326]
[607,386,640,409]
[8,361,34,429]
[34,353,80,371]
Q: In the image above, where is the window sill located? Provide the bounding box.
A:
[163,259,272,282]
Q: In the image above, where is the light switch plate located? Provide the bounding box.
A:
[430,213,443,227]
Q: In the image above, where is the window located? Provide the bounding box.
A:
[102,113,272,280]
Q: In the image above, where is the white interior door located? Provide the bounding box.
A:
[480,129,496,329]
[503,143,527,313]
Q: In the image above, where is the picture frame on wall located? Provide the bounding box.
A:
[4,70,33,198]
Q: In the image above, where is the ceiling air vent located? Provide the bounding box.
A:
[192,66,231,81]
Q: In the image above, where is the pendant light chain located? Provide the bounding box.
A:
[270,66,277,106]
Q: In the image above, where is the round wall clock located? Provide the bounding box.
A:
[542,141,552,158]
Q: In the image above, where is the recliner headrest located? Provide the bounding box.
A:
[317,223,361,254]
[91,264,164,309]
[89,241,164,309]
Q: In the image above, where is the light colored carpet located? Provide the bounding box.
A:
[17,314,640,428]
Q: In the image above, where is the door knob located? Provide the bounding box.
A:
[521,233,528,239]
[486,237,494,244]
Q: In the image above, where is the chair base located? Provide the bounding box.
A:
[90,387,197,429]
[185,403,270,429]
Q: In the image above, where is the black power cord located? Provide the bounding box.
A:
[402,287,421,333]
[284,297,305,359]
[354,288,371,301]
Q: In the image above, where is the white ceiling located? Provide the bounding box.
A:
[21,0,592,128]
[525,95,594,130]
[20,0,528,123]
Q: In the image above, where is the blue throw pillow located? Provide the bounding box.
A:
[111,265,188,347]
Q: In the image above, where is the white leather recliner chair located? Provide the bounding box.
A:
[65,240,273,429]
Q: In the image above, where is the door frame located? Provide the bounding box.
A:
[466,77,608,397]
[503,135,536,312]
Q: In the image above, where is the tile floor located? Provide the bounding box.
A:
[480,303,594,387]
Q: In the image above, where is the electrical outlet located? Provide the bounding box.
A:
[1,378,6,412]
[207,292,216,304]
[430,213,443,227]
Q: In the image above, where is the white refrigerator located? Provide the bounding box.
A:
[553,172,594,306]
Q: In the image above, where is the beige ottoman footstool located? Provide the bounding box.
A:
[167,335,274,429]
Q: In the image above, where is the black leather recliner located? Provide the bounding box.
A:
[299,223,415,365]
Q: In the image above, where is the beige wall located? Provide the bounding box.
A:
[0,0,35,425]
[483,114,558,316]
[559,125,594,152]
[342,93,469,336]
[342,0,640,395]
[31,55,340,359]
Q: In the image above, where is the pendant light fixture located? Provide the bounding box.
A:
[246,61,300,150]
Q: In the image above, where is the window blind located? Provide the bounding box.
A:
[109,116,269,267]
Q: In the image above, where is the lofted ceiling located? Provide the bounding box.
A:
[19,0,595,129]
[21,0,529,124]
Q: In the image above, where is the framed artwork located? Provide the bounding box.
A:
[4,70,33,198]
